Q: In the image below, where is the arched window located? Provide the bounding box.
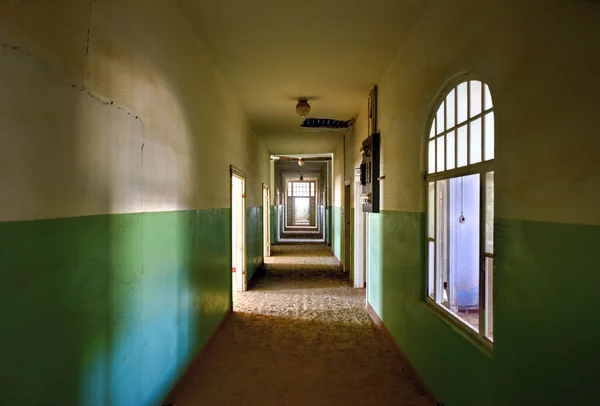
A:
[426,79,494,344]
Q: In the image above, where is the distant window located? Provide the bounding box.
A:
[426,79,494,343]
[289,181,314,197]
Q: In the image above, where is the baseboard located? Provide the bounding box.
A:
[331,254,346,271]
[365,302,438,404]
[161,308,233,406]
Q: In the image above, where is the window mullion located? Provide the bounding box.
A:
[444,93,448,171]
[434,181,438,302]
[481,86,486,162]
[479,172,486,338]
[425,160,494,182]
[467,81,471,165]
[455,87,458,170]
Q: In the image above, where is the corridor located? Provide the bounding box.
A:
[2,1,598,405]
[174,245,435,406]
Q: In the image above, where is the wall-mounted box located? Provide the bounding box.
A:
[360,133,380,213]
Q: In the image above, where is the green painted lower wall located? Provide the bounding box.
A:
[326,206,332,245]
[246,206,263,282]
[367,210,600,405]
[270,205,276,244]
[366,210,493,406]
[0,209,231,406]
[332,206,343,264]
[494,218,600,405]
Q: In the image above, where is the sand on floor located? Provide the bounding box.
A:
[174,244,436,406]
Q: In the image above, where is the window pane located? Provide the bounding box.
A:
[485,172,494,254]
[288,182,292,196]
[293,182,311,197]
[470,118,482,164]
[485,256,494,341]
[484,84,493,110]
[437,136,445,172]
[457,82,468,124]
[448,174,481,332]
[470,80,482,118]
[430,121,435,139]
[484,112,495,161]
[446,89,455,130]
[436,101,445,134]
[428,140,436,174]
[428,182,435,238]
[428,241,435,298]
[446,131,456,170]
[435,179,448,306]
[457,125,468,167]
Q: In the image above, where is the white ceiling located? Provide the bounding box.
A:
[177,0,428,134]
[261,130,343,155]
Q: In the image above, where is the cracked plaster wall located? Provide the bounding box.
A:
[0,0,270,222]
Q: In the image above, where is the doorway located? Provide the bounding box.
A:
[263,184,271,257]
[231,168,246,293]
[354,179,366,288]
[344,184,351,273]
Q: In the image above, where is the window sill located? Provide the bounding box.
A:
[425,298,494,357]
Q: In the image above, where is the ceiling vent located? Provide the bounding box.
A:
[301,118,354,129]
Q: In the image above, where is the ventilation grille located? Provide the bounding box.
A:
[301,118,353,129]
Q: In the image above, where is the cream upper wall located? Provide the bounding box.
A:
[0,0,269,222]
[364,0,600,225]
[333,136,345,208]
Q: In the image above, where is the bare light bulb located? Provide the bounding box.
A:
[298,158,305,166]
[296,100,310,117]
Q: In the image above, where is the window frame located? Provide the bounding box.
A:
[425,76,495,350]
[289,181,315,197]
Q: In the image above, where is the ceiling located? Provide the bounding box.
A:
[275,160,327,173]
[275,161,328,183]
[262,130,343,155]
[177,0,428,134]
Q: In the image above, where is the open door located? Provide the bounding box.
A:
[263,184,271,257]
[354,177,366,289]
[231,167,246,293]
[344,184,351,272]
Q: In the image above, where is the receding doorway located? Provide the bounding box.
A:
[354,177,366,288]
[344,183,351,273]
[263,184,271,257]
[231,167,246,294]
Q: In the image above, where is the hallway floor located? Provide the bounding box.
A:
[174,244,435,406]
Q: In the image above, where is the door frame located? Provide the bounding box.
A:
[262,183,271,257]
[231,166,247,293]
[354,176,366,289]
[344,183,351,273]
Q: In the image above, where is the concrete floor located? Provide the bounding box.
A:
[174,244,435,406]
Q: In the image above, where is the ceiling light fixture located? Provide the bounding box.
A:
[298,158,305,166]
[296,99,310,117]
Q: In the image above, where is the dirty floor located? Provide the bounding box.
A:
[174,244,436,406]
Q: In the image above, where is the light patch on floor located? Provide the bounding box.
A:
[174,244,436,406]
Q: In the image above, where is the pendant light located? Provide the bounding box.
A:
[296,99,310,117]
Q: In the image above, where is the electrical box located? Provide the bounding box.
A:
[360,133,380,213]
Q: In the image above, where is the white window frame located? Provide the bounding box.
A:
[425,76,495,349]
